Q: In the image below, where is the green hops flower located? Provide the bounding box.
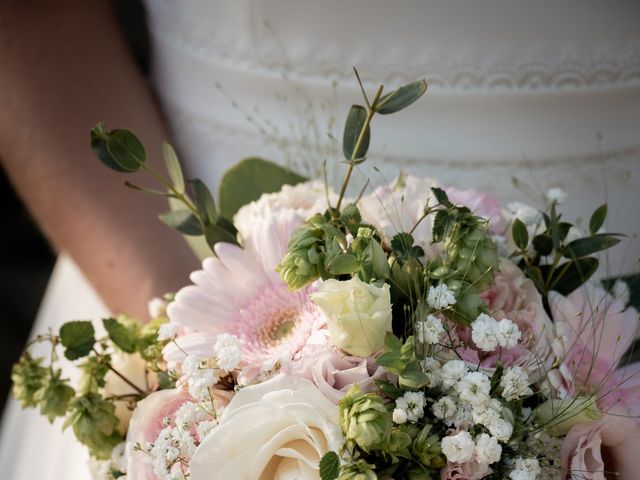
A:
[446,223,498,290]
[34,370,75,423]
[64,392,122,459]
[277,215,326,290]
[339,385,392,452]
[11,353,48,409]
[444,279,487,325]
[338,460,378,480]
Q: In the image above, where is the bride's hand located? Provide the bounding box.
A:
[0,0,199,320]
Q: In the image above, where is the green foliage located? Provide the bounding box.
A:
[343,105,371,160]
[162,141,185,193]
[319,451,341,480]
[34,371,75,423]
[103,317,136,353]
[337,460,377,480]
[218,157,307,219]
[78,354,111,394]
[376,335,428,389]
[589,204,607,235]
[64,393,122,459]
[563,234,621,259]
[511,218,529,251]
[11,353,48,408]
[374,79,427,115]
[158,210,203,236]
[60,321,96,360]
[90,124,129,173]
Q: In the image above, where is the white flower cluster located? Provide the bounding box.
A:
[471,314,521,352]
[427,284,456,309]
[505,202,542,227]
[415,314,445,345]
[425,359,530,470]
[180,334,243,401]
[140,402,215,480]
[509,457,541,480]
[158,323,179,341]
[393,391,426,424]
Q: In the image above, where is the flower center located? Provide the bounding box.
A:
[260,308,299,347]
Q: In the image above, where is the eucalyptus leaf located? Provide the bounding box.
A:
[162,142,184,193]
[550,257,599,295]
[203,222,239,249]
[106,129,146,172]
[90,125,127,173]
[589,204,607,234]
[59,321,95,361]
[374,79,427,115]
[512,218,529,251]
[563,234,621,259]
[218,157,307,219]
[342,105,370,160]
[192,179,217,225]
[159,210,203,236]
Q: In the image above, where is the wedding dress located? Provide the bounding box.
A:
[2,1,639,478]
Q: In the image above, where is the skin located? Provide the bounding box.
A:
[0,1,199,320]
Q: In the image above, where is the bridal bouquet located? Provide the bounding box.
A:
[12,74,639,480]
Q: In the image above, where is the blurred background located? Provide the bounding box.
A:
[0,0,148,412]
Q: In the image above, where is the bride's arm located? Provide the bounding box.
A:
[0,1,199,320]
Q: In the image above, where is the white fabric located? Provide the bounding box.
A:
[2,1,640,478]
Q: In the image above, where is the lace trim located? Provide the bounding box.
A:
[146,6,640,93]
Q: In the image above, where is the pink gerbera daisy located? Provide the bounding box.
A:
[165,211,326,373]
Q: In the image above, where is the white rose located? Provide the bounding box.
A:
[310,277,392,357]
[190,374,343,480]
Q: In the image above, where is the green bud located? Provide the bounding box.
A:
[338,460,378,480]
[34,370,75,423]
[534,396,601,436]
[64,392,122,459]
[339,385,392,452]
[277,217,326,290]
[11,353,48,409]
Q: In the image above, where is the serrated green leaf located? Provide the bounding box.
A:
[106,129,145,172]
[512,218,529,251]
[589,204,607,234]
[343,105,370,160]
[90,124,128,173]
[218,157,307,219]
[60,321,95,360]
[432,210,450,243]
[374,79,427,115]
[162,141,184,193]
[102,318,136,353]
[319,451,340,480]
[192,179,217,225]
[431,187,452,207]
[158,210,203,236]
[563,234,622,259]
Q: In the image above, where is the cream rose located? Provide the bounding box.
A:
[190,374,343,480]
[310,277,392,357]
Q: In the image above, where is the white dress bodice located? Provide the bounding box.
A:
[145,0,640,272]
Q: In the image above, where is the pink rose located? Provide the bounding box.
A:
[285,346,386,403]
[561,414,640,479]
[445,259,555,379]
[125,389,192,480]
[548,285,639,405]
[446,186,506,235]
[441,460,492,480]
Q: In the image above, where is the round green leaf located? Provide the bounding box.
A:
[319,451,340,480]
[342,105,370,160]
[106,129,146,172]
[218,157,307,219]
[59,321,96,360]
[374,79,427,115]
